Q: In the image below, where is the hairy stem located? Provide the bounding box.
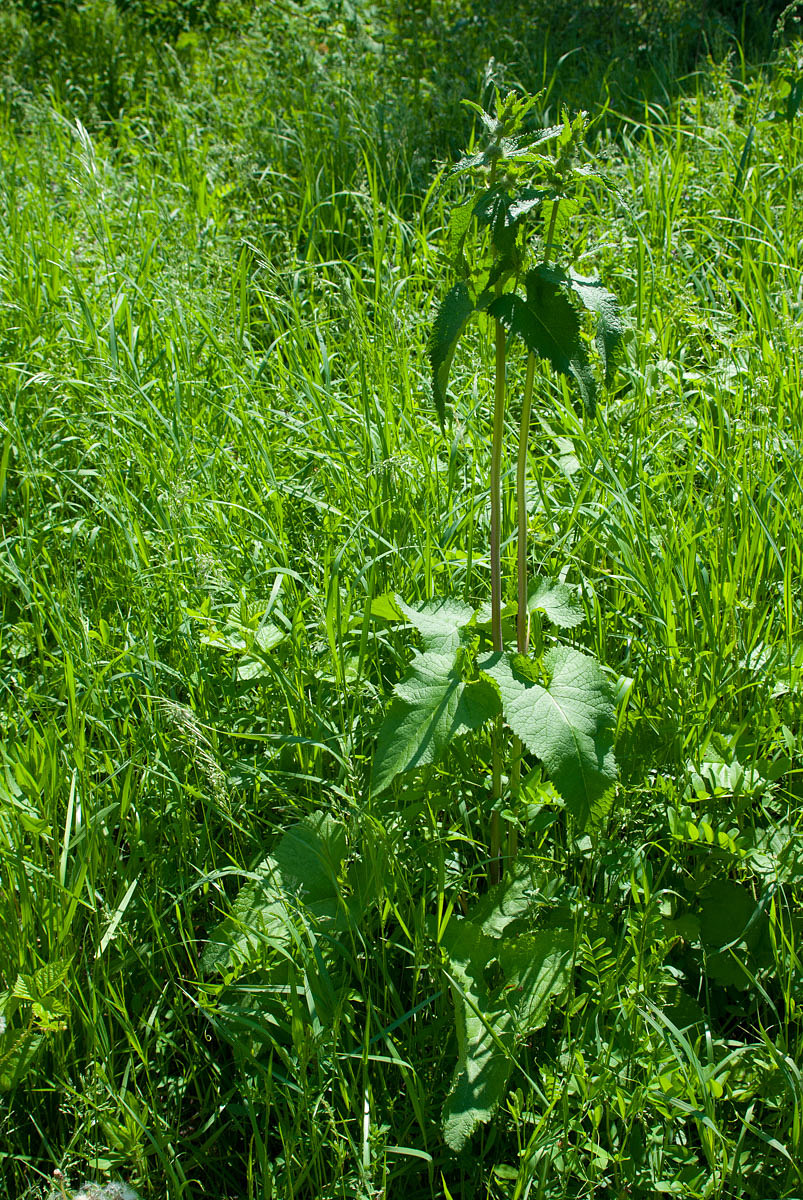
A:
[489,316,506,884]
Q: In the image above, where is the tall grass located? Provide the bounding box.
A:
[1,2,802,1197]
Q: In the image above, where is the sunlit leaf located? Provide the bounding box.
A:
[568,268,623,384]
[394,596,477,655]
[527,578,584,629]
[372,652,499,793]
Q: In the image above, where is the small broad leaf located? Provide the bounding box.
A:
[568,269,623,384]
[394,596,477,655]
[372,652,499,794]
[488,266,597,415]
[479,648,616,825]
[527,579,584,629]
[508,188,546,223]
[698,881,758,949]
[453,149,488,174]
[201,859,291,973]
[501,123,564,158]
[370,592,403,621]
[428,282,474,429]
[0,1028,44,1092]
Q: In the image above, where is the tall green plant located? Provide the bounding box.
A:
[368,94,626,1146]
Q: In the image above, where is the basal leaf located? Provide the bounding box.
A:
[394,596,477,655]
[441,908,573,1151]
[201,812,347,973]
[465,862,543,938]
[372,652,499,794]
[698,881,758,949]
[272,811,348,905]
[428,282,474,429]
[441,918,513,1152]
[568,268,623,384]
[479,648,616,826]
[527,578,584,629]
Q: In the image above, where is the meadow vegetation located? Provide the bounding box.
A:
[1,1,802,1197]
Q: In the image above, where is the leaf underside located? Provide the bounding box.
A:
[428,282,474,428]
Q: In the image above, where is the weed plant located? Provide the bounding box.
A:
[0,3,802,1199]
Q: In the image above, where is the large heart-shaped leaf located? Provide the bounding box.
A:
[372,652,499,794]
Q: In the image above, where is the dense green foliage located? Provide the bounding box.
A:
[1,1,802,1198]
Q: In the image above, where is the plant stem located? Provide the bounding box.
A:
[490,320,506,654]
[506,201,561,866]
[508,351,536,864]
[489,315,506,884]
[516,353,536,656]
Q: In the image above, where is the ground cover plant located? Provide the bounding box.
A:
[1,1,802,1198]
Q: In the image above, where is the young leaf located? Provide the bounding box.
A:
[394,596,477,655]
[479,648,616,826]
[568,269,623,384]
[428,282,474,429]
[501,123,564,158]
[488,266,597,414]
[372,652,499,794]
[527,579,584,629]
